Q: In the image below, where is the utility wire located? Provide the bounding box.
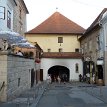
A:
[71,0,106,8]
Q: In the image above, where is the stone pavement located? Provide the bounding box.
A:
[80,84,107,103]
[70,81,107,104]
[34,82,107,107]
[0,81,107,107]
[0,81,48,107]
[35,81,107,106]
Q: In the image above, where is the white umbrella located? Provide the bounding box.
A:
[0,31,27,44]
[16,42,35,48]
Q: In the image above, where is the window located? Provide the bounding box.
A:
[0,6,5,19]
[58,37,63,43]
[18,78,20,87]
[58,37,63,46]
[59,48,62,52]
[19,6,22,19]
[80,45,84,54]
[96,35,100,51]
[84,42,87,53]
[89,40,92,51]
[75,48,79,52]
[75,63,79,73]
[47,49,51,52]
[19,21,23,32]
[7,10,11,29]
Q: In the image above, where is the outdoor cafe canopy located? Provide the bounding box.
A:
[0,31,35,48]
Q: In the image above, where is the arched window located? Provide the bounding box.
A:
[75,63,79,73]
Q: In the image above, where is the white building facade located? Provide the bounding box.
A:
[0,0,28,35]
[41,58,83,81]
[0,0,16,31]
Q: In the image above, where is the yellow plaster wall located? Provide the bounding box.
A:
[25,34,80,52]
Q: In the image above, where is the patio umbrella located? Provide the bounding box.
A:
[0,31,27,44]
[0,31,35,48]
[16,42,35,48]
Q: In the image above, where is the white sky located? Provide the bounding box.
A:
[24,0,107,31]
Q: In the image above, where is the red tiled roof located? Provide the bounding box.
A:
[42,52,83,59]
[26,12,85,34]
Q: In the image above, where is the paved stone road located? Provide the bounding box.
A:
[36,82,107,107]
[1,82,107,107]
[0,82,47,107]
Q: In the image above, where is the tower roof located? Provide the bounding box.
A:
[26,12,85,34]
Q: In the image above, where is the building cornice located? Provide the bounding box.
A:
[42,52,83,59]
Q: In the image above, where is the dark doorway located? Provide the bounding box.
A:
[97,65,103,79]
[83,61,90,75]
[83,61,95,75]
[40,69,43,81]
[48,65,70,82]
[31,69,35,87]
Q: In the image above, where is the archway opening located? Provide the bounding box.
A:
[48,65,70,82]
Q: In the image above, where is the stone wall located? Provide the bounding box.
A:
[0,53,35,102]
[13,0,27,35]
[0,53,7,102]
[80,27,100,63]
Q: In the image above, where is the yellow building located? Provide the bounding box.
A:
[25,12,85,82]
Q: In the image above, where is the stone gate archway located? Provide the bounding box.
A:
[48,65,70,82]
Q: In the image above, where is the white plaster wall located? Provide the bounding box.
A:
[41,58,83,81]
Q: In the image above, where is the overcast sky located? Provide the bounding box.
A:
[24,0,107,31]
